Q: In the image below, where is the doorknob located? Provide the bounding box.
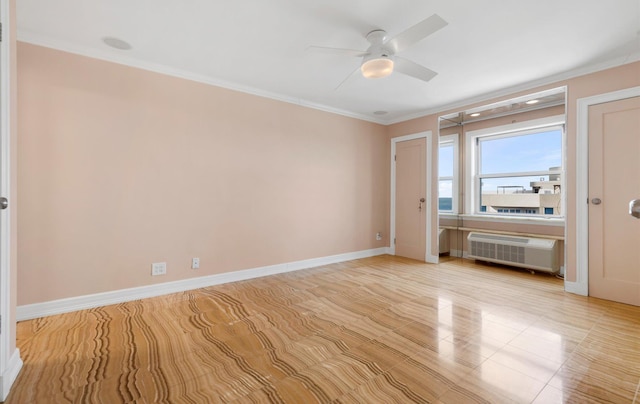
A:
[591,198,602,205]
[630,199,640,219]
[419,198,425,203]
[0,197,7,210]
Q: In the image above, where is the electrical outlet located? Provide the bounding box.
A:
[191,257,200,269]
[151,262,166,276]
[376,232,382,241]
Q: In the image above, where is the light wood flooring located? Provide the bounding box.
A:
[7,255,640,403]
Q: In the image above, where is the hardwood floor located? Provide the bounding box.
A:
[7,255,640,403]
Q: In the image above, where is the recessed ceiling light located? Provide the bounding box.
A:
[373,111,388,116]
[102,37,132,50]
[469,113,481,117]
[525,99,540,105]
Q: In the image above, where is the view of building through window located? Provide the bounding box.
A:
[476,127,563,216]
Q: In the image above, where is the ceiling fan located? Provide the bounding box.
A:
[309,14,448,87]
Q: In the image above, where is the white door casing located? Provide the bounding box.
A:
[0,0,23,399]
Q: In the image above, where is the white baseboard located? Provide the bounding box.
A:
[17,247,390,321]
[0,349,22,401]
[426,254,439,264]
[443,250,473,260]
[564,280,588,296]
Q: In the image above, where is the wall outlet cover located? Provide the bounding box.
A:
[151,262,167,276]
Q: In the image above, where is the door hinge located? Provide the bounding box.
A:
[394,155,396,161]
[0,23,3,42]
[394,238,396,245]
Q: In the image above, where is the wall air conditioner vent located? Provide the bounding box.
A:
[496,244,525,264]
[467,232,559,273]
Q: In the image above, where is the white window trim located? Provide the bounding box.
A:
[465,115,566,220]
[438,134,459,214]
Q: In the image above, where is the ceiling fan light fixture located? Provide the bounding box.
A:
[361,56,394,79]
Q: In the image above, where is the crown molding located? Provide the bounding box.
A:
[17,30,388,126]
[17,30,640,127]
[386,50,640,125]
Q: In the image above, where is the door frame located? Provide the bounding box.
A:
[390,131,436,263]
[573,86,640,296]
[0,0,22,399]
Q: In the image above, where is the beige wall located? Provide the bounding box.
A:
[15,39,640,306]
[17,43,390,305]
[388,61,640,282]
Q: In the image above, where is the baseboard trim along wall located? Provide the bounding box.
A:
[17,247,392,321]
[564,280,588,296]
[0,349,22,402]
[426,254,439,264]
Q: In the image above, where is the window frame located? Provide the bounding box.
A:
[465,115,565,219]
[438,134,459,214]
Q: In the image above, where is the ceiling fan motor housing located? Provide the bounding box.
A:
[366,29,389,45]
[360,29,396,79]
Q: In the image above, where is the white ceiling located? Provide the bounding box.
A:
[16,0,640,124]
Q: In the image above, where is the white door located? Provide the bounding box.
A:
[588,96,640,306]
[395,138,426,261]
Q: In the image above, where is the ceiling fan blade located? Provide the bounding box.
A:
[306,45,368,57]
[335,66,361,90]
[386,14,448,53]
[394,57,438,82]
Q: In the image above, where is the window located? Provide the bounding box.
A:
[466,116,564,218]
[439,134,458,213]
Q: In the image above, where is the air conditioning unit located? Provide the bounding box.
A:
[467,232,559,273]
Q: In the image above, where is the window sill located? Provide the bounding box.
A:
[458,214,565,227]
[438,212,459,219]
